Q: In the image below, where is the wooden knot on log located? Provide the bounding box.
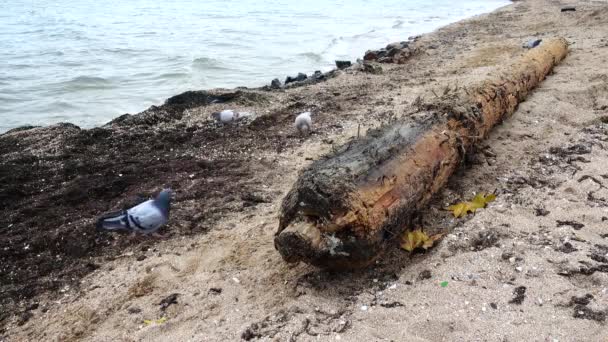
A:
[275,37,568,270]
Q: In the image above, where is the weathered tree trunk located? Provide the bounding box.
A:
[275,38,568,269]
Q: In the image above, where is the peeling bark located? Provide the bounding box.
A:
[275,38,569,269]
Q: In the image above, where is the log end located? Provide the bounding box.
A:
[274,221,382,269]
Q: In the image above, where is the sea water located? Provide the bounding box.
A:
[0,0,509,132]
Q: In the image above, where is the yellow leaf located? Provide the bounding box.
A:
[401,231,417,252]
[401,229,443,252]
[144,317,167,325]
[447,192,497,218]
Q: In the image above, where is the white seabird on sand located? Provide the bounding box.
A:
[294,111,312,135]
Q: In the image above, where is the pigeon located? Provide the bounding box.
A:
[294,111,312,135]
[96,189,172,235]
[523,39,542,49]
[212,109,239,123]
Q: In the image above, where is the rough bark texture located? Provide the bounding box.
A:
[275,38,569,269]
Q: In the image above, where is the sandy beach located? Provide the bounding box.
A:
[1,0,608,340]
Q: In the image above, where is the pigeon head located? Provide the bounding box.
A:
[211,112,221,120]
[154,188,173,215]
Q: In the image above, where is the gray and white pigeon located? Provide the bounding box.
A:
[96,189,172,235]
[294,111,312,135]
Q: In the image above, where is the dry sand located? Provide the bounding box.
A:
[2,0,608,340]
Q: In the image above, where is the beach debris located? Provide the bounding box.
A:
[561,6,576,12]
[573,305,606,322]
[270,78,282,89]
[509,286,527,305]
[418,270,432,280]
[294,111,312,135]
[335,60,352,70]
[447,193,496,218]
[96,189,172,235]
[158,293,179,312]
[400,229,442,252]
[274,38,569,269]
[440,281,449,288]
[535,208,550,216]
[523,39,542,49]
[144,317,167,325]
[209,287,222,295]
[556,220,584,230]
[555,241,578,253]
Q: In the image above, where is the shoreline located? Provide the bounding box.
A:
[0,1,511,135]
[3,0,608,340]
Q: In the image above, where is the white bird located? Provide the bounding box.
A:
[294,111,312,135]
[212,109,239,123]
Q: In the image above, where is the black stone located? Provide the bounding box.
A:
[270,78,281,89]
[335,60,352,69]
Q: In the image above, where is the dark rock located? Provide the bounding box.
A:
[285,73,308,85]
[380,301,404,308]
[573,305,605,322]
[386,48,400,57]
[570,294,594,306]
[312,70,325,80]
[509,286,526,304]
[534,208,550,216]
[127,307,142,314]
[470,230,500,251]
[418,269,432,281]
[209,287,222,295]
[270,78,282,89]
[241,326,260,341]
[490,303,498,310]
[364,50,378,61]
[386,42,403,50]
[335,60,352,69]
[555,241,577,253]
[136,255,147,261]
[556,220,585,230]
[561,6,576,12]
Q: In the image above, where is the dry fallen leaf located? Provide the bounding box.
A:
[144,317,167,325]
[401,229,443,252]
[447,192,496,218]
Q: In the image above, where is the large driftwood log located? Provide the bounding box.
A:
[275,38,569,269]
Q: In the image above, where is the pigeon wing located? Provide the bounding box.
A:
[126,200,167,234]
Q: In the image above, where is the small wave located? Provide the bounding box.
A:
[156,72,189,79]
[59,76,114,91]
[192,57,232,71]
[296,52,323,63]
[392,20,404,29]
